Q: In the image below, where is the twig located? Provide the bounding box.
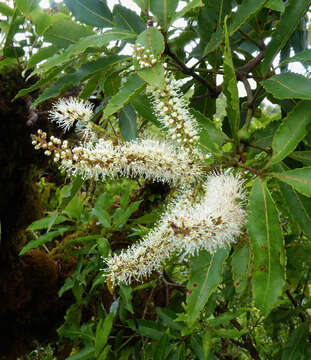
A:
[245,143,271,154]
[237,29,264,50]
[241,77,254,132]
[285,289,305,323]
[215,305,261,360]
[142,280,157,319]
[164,42,219,97]
[216,49,266,94]
[286,289,311,342]
[232,161,261,176]
[160,273,186,289]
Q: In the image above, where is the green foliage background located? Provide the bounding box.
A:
[2,0,311,358]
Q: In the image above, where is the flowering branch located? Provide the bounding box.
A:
[106,173,245,285]
[31,55,246,287]
[32,131,201,186]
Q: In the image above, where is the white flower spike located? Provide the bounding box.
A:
[32,132,202,186]
[106,173,245,285]
[49,97,94,132]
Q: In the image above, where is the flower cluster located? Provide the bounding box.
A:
[32,64,245,286]
[132,43,157,69]
[49,97,97,141]
[32,131,202,186]
[146,74,201,155]
[106,173,245,285]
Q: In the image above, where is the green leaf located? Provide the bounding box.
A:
[98,346,111,360]
[265,0,285,12]
[113,5,146,34]
[66,347,95,360]
[103,71,121,97]
[103,73,145,119]
[198,0,232,50]
[228,0,268,35]
[211,328,248,339]
[91,193,114,228]
[135,28,165,88]
[64,0,114,28]
[20,227,72,255]
[150,0,179,31]
[59,175,84,210]
[57,303,81,337]
[80,74,103,99]
[136,62,165,89]
[15,0,39,14]
[231,244,250,294]
[14,68,61,100]
[127,319,163,340]
[153,333,169,360]
[289,151,311,165]
[91,272,107,292]
[276,164,311,238]
[4,8,22,49]
[95,193,114,210]
[185,248,230,327]
[281,322,309,360]
[29,6,52,34]
[112,201,141,227]
[175,343,186,360]
[64,196,83,220]
[173,0,204,21]
[58,277,74,297]
[249,121,280,150]
[207,309,247,327]
[60,235,102,250]
[262,73,311,100]
[190,334,205,360]
[92,208,111,228]
[34,55,128,106]
[95,313,113,356]
[269,167,311,197]
[248,178,285,316]
[261,0,311,74]
[33,30,136,76]
[137,27,165,58]
[223,17,240,143]
[280,49,311,66]
[203,28,223,56]
[120,283,134,314]
[156,307,184,331]
[96,238,110,258]
[131,94,160,126]
[119,104,137,141]
[46,211,58,233]
[27,214,68,231]
[26,45,58,70]
[3,45,24,58]
[190,108,228,153]
[120,187,130,208]
[44,18,93,48]
[132,0,150,11]
[268,101,311,166]
[44,17,94,49]
[0,2,14,16]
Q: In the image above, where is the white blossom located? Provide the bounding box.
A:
[106,173,245,285]
[147,74,200,153]
[32,132,202,186]
[49,97,94,132]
